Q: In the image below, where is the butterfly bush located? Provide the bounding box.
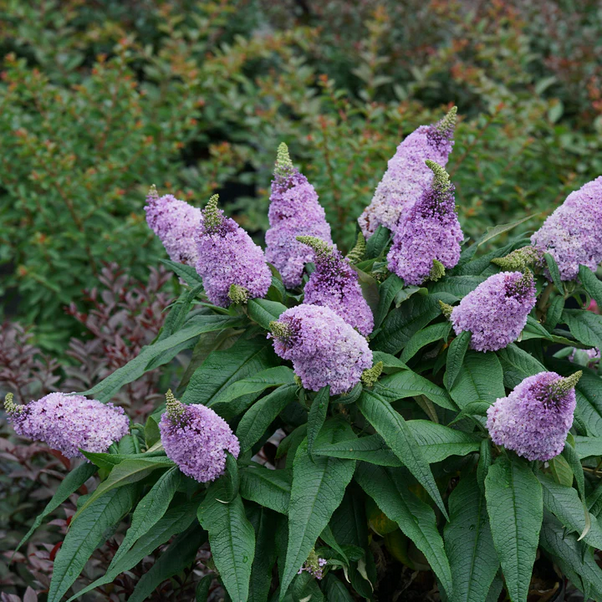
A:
[298,236,374,336]
[159,391,239,483]
[449,270,537,351]
[11,120,602,602]
[195,195,271,307]
[269,304,372,394]
[487,371,580,461]
[145,186,203,266]
[4,392,129,458]
[531,176,602,281]
[265,144,332,288]
[387,160,462,285]
[358,107,457,237]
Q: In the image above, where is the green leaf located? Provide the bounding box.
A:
[444,330,471,389]
[562,441,585,501]
[324,573,355,601]
[197,484,256,602]
[574,435,602,459]
[280,422,356,599]
[307,386,330,456]
[377,369,455,410]
[196,575,213,601]
[405,420,482,463]
[563,309,602,348]
[580,265,602,308]
[537,473,602,548]
[544,253,565,294]
[182,337,278,407]
[128,525,207,602]
[248,507,278,602]
[48,485,138,602]
[247,298,287,329]
[372,351,409,371]
[476,215,537,247]
[85,314,242,402]
[485,456,543,602]
[14,462,97,555]
[353,266,380,316]
[546,295,565,330]
[160,258,204,287]
[496,344,546,388]
[521,316,553,341]
[372,293,456,354]
[156,283,204,342]
[364,225,390,259]
[444,475,499,602]
[240,464,291,515]
[144,415,161,448]
[540,512,602,600]
[374,274,404,328]
[450,352,505,409]
[355,463,452,597]
[357,390,448,518]
[81,451,171,471]
[236,383,297,452]
[74,458,173,518]
[549,455,574,487]
[430,275,486,297]
[401,322,452,363]
[314,434,401,467]
[67,501,199,601]
[209,366,296,419]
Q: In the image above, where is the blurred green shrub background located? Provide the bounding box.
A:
[1,0,602,349]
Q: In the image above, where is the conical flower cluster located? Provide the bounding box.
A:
[145,186,203,266]
[195,195,271,307]
[159,391,240,483]
[386,160,462,285]
[358,107,457,237]
[449,271,537,352]
[269,304,372,395]
[4,392,129,458]
[265,144,332,288]
[531,176,602,281]
[487,371,580,461]
[298,236,374,336]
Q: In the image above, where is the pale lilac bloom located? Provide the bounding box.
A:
[265,143,332,288]
[195,195,271,307]
[531,176,602,281]
[487,371,579,461]
[270,304,372,395]
[4,392,129,458]
[450,271,537,352]
[159,391,240,483]
[387,160,462,285]
[299,236,374,335]
[298,550,328,580]
[145,186,203,265]
[358,107,457,238]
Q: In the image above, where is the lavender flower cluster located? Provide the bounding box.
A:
[265,144,332,288]
[299,236,374,336]
[145,186,203,266]
[358,107,457,237]
[487,371,579,461]
[387,160,462,285]
[531,176,602,281]
[159,391,240,483]
[195,195,272,307]
[270,304,373,395]
[449,271,537,352]
[298,550,328,580]
[4,392,129,458]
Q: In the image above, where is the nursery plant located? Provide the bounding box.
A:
[6,107,602,601]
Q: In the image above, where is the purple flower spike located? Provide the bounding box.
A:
[195,194,271,307]
[4,392,129,459]
[450,271,537,352]
[359,107,457,238]
[298,236,374,336]
[265,143,332,288]
[269,304,372,395]
[297,549,328,580]
[531,176,602,281]
[386,160,463,285]
[487,371,580,461]
[159,390,240,483]
[145,186,203,266]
